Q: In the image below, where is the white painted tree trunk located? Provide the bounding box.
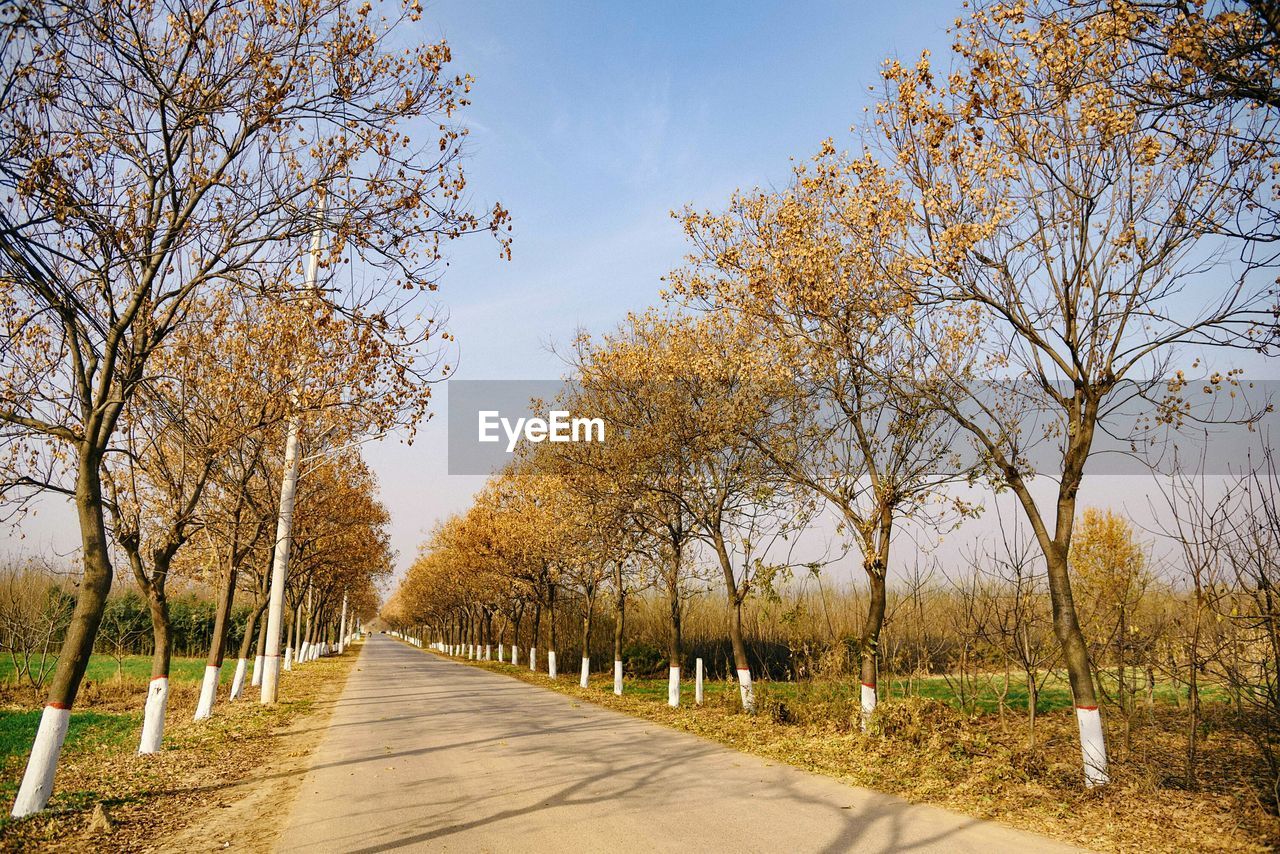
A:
[548,651,557,679]
[299,641,310,664]
[737,668,755,713]
[1076,706,1110,787]
[860,682,877,731]
[498,644,504,662]
[512,646,519,666]
[229,658,248,701]
[283,646,293,671]
[485,644,491,660]
[10,706,70,818]
[193,665,219,721]
[251,654,264,687]
[667,666,680,707]
[529,647,537,671]
[695,658,704,705]
[579,657,590,688]
[613,659,623,695]
[260,412,302,705]
[138,677,169,754]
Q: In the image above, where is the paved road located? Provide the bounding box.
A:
[277,635,1081,853]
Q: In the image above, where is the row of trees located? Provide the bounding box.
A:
[0,0,507,817]
[385,0,1280,793]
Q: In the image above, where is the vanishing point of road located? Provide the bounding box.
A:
[277,634,1081,853]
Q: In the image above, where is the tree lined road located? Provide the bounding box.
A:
[278,636,1079,853]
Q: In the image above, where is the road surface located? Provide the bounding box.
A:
[277,635,1081,853]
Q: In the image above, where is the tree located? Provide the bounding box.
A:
[671,151,975,723]
[0,0,507,816]
[874,1,1277,785]
[1070,507,1152,745]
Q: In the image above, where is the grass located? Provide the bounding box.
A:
[0,653,237,689]
[0,710,140,766]
[427,645,1278,854]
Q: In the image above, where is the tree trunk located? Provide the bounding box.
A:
[667,550,683,708]
[1006,426,1109,788]
[613,569,626,696]
[251,605,270,688]
[530,601,542,671]
[714,536,754,712]
[580,585,595,688]
[138,575,172,755]
[12,450,113,817]
[232,595,268,700]
[860,568,886,729]
[547,583,558,679]
[196,563,238,720]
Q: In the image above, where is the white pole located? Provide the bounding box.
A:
[338,592,348,655]
[260,414,301,705]
[695,658,704,705]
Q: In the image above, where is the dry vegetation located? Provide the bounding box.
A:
[449,649,1277,853]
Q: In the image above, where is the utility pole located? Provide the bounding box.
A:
[260,210,323,705]
[259,416,301,704]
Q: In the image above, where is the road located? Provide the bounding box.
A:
[276,635,1081,853]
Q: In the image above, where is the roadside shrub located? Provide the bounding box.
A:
[866,696,965,747]
[623,642,663,677]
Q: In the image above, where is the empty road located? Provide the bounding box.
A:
[277,635,1080,853]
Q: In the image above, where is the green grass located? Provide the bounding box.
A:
[0,710,140,766]
[0,653,236,687]
[0,708,142,805]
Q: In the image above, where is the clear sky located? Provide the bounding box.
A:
[361,0,974,578]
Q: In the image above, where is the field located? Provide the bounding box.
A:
[0,653,236,692]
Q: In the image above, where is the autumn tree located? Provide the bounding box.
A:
[1070,507,1151,744]
[671,151,975,723]
[872,1,1276,785]
[0,0,507,815]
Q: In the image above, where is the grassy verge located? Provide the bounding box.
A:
[0,655,239,690]
[431,649,1277,854]
[0,647,359,852]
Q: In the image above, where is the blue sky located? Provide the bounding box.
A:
[11,0,975,575]
[360,0,973,574]
[20,1,1249,584]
